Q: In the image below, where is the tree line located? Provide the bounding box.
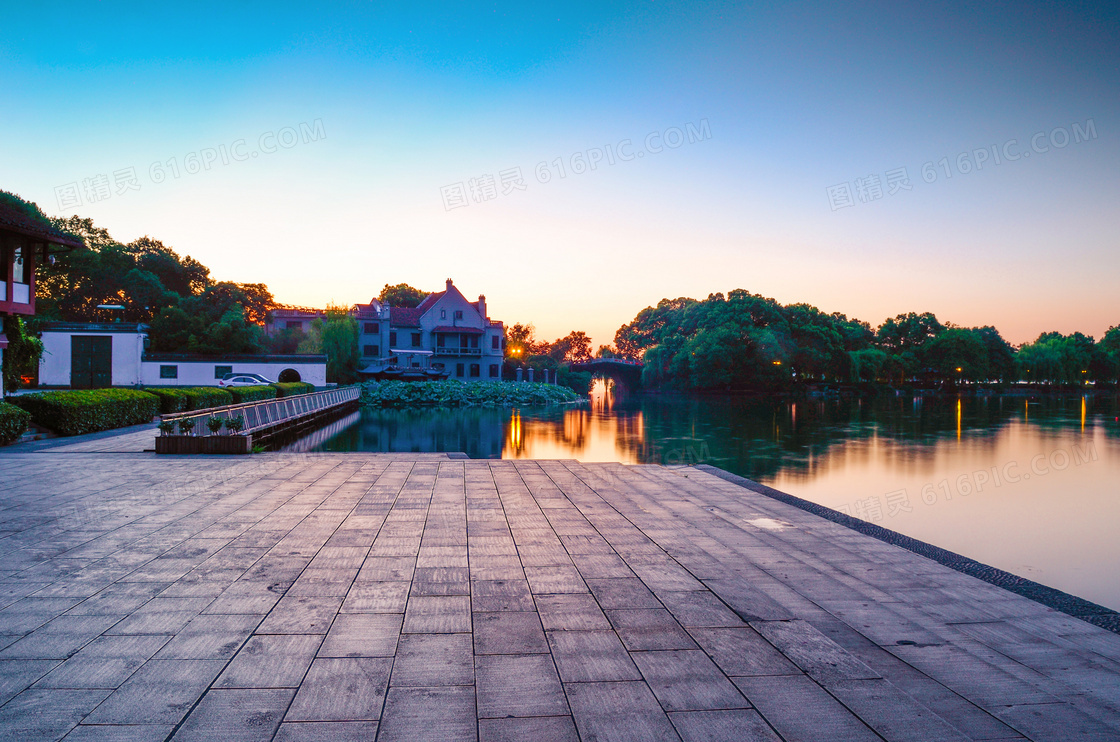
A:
[609,291,1120,390]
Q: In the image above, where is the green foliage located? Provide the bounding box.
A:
[227,385,277,403]
[149,286,273,355]
[0,402,31,444]
[157,419,176,436]
[2,316,44,393]
[271,382,316,397]
[37,216,211,323]
[11,389,159,436]
[206,416,224,433]
[178,417,196,434]
[360,380,582,408]
[320,306,360,383]
[145,387,233,413]
[35,212,276,356]
[378,283,429,308]
[1016,332,1107,385]
[225,415,245,433]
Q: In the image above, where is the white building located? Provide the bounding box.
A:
[38,323,327,388]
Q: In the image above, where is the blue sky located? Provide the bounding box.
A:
[2,1,1116,346]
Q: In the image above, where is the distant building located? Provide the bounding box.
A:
[265,306,327,335]
[0,198,84,395]
[263,280,507,380]
[357,279,506,380]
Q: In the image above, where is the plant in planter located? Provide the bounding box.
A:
[206,416,224,435]
[158,420,176,437]
[177,417,196,435]
[225,415,245,434]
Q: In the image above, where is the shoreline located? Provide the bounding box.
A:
[694,463,1120,634]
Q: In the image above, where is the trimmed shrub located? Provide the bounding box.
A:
[227,385,277,403]
[11,389,159,436]
[359,380,583,408]
[147,388,190,413]
[180,387,233,411]
[146,387,233,412]
[272,382,315,397]
[0,401,31,444]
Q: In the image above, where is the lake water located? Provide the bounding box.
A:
[296,383,1120,612]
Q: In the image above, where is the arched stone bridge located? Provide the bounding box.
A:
[568,358,644,388]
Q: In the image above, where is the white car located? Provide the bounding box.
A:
[218,372,273,388]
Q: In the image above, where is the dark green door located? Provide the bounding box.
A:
[71,336,112,389]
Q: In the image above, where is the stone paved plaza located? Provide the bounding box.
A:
[1,445,1119,740]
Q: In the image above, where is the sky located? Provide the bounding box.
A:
[2,1,1117,347]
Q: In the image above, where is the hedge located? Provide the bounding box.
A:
[228,385,277,403]
[146,387,234,413]
[360,380,583,408]
[272,382,316,397]
[11,389,159,436]
[0,402,31,444]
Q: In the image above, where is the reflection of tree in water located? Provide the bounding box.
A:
[625,393,1120,481]
[304,393,1118,475]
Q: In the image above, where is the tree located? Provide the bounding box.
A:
[1100,326,1120,384]
[378,283,429,308]
[924,328,990,384]
[547,331,593,364]
[2,316,43,393]
[320,305,360,383]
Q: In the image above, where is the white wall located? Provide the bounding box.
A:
[139,360,326,387]
[39,331,145,387]
[39,327,326,388]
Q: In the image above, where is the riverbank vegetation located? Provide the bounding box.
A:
[360,380,583,408]
[611,292,1120,391]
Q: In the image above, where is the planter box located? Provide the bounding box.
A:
[155,434,253,455]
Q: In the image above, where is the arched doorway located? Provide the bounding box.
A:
[278,368,301,382]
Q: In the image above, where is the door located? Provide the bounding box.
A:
[71,336,112,388]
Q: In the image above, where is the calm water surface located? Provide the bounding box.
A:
[299,383,1120,611]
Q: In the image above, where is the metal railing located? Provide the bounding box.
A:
[161,386,361,436]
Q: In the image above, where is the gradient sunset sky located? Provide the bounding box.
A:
[3,1,1116,347]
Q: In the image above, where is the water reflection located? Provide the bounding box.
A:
[301,384,1120,610]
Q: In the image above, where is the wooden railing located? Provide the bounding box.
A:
[161,386,361,436]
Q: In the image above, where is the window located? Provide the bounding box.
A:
[436,334,445,348]
[214,365,232,379]
[489,364,500,378]
[491,335,500,350]
[411,332,422,347]
[286,320,302,330]
[389,331,397,346]
[12,246,26,284]
[440,309,446,319]
[469,335,479,348]
[363,344,379,357]
[160,365,178,379]
[364,322,379,334]
[470,363,480,378]
[456,363,464,377]
[454,310,463,319]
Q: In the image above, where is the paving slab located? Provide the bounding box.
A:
[0,450,1117,740]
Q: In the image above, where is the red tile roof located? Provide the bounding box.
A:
[415,291,444,312]
[390,307,423,326]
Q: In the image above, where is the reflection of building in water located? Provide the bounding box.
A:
[310,407,507,458]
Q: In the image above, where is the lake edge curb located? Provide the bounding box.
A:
[692,463,1120,634]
